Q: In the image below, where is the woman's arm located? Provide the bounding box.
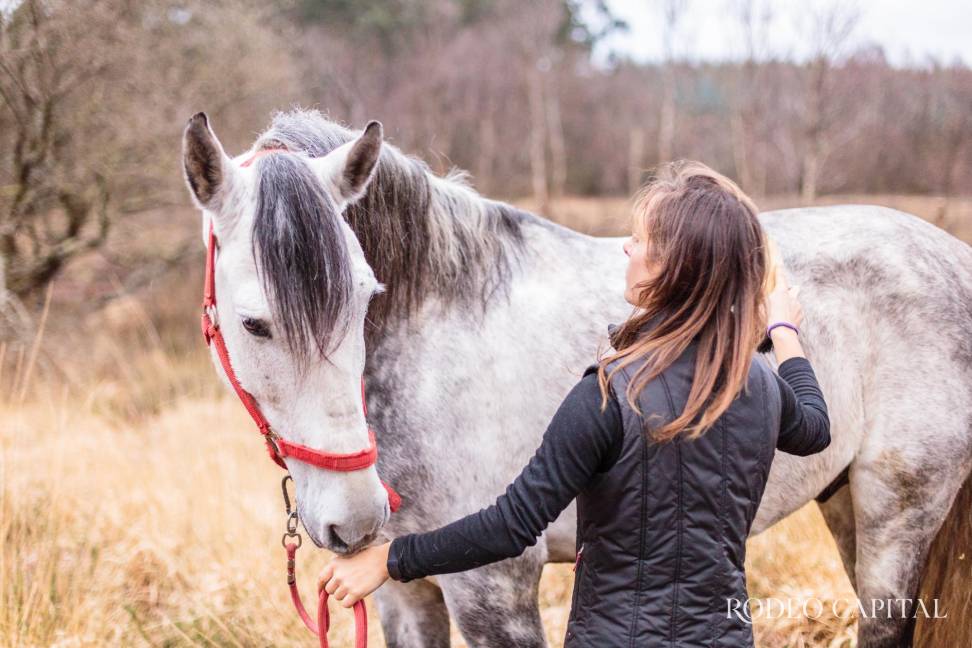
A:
[389,372,621,580]
[765,262,830,455]
[320,371,622,606]
[774,356,830,455]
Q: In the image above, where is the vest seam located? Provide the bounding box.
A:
[626,419,650,648]
[619,362,648,648]
[756,366,771,490]
[659,373,682,648]
[710,417,729,647]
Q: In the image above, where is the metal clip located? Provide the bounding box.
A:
[281,531,302,549]
[265,430,283,461]
[281,475,295,515]
[280,475,303,548]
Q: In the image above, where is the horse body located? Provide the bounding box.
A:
[363,201,972,648]
[757,207,972,648]
[184,110,972,648]
[755,206,972,529]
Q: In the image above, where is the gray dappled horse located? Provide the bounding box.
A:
[183,109,972,648]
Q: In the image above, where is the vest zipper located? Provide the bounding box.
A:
[573,543,585,572]
[567,542,586,636]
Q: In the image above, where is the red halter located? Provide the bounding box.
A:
[200,147,399,647]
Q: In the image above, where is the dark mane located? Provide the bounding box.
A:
[253,153,353,364]
[255,109,528,334]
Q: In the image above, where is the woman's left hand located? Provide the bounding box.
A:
[318,542,391,607]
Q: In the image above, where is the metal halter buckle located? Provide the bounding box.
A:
[280,475,302,548]
[204,303,219,329]
[265,428,283,457]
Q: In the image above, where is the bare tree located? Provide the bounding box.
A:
[0,0,298,300]
[527,58,551,210]
[546,64,569,199]
[657,0,689,164]
[795,1,861,203]
[628,125,647,194]
[929,65,972,198]
[728,0,775,195]
[509,0,568,213]
[917,63,972,230]
[0,1,118,299]
[3,0,968,294]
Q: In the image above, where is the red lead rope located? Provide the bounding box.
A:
[202,147,401,647]
[287,541,368,648]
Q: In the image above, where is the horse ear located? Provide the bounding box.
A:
[182,112,236,216]
[311,120,383,208]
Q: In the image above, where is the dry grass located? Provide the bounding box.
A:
[6,192,966,647]
[0,362,857,647]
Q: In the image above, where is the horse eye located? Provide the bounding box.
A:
[241,317,271,339]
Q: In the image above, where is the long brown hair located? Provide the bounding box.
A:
[597,160,771,442]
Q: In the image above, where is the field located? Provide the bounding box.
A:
[3,194,969,647]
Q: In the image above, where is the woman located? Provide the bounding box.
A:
[319,161,830,647]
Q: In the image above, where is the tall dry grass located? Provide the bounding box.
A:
[10,194,953,647]
[0,284,857,648]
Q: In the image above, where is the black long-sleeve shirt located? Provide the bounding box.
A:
[386,356,830,582]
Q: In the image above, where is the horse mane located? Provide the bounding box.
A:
[252,152,353,366]
[254,108,529,334]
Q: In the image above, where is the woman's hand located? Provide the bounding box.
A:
[766,265,803,328]
[765,265,806,363]
[318,542,391,608]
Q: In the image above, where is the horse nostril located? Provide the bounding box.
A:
[327,525,350,553]
[328,524,379,553]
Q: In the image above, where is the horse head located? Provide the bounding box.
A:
[182,112,389,553]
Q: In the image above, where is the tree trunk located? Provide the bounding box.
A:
[801,147,819,204]
[477,110,497,195]
[527,65,549,213]
[658,68,676,163]
[730,110,754,193]
[628,126,645,193]
[545,75,567,199]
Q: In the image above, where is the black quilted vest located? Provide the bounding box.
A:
[564,336,782,648]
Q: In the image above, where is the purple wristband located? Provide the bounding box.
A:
[767,321,800,337]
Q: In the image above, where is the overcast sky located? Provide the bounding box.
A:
[593,0,972,67]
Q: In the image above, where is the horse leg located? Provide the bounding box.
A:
[850,454,967,648]
[372,577,452,648]
[816,480,858,591]
[436,549,548,648]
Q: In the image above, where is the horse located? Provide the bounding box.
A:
[182,109,972,648]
